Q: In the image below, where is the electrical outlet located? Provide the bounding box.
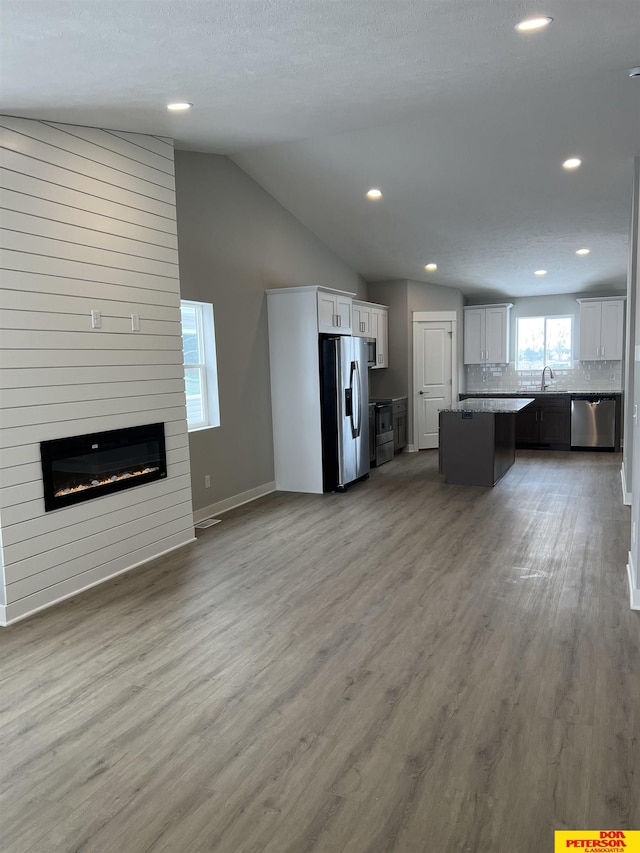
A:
[204,475,211,488]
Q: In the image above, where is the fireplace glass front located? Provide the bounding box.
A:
[40,423,167,512]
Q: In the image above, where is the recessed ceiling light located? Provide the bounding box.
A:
[515,16,553,32]
[576,248,590,255]
[166,102,192,111]
[366,188,382,200]
[534,270,547,276]
[424,263,438,271]
[562,157,582,170]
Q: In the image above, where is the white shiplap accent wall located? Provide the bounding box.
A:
[0,116,194,625]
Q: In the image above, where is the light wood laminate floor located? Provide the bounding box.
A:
[1,450,638,852]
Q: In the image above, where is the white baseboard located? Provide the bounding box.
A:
[193,481,276,524]
[0,537,196,628]
[405,444,418,453]
[621,464,632,506]
[627,552,640,610]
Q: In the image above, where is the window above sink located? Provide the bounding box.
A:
[516,315,573,371]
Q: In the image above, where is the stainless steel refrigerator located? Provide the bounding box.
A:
[319,335,370,491]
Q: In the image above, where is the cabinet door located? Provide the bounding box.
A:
[393,412,407,452]
[485,306,509,364]
[317,292,352,334]
[317,292,338,334]
[515,405,539,445]
[463,309,485,364]
[600,300,624,360]
[335,294,352,334]
[352,303,371,337]
[579,302,602,360]
[538,408,570,445]
[371,306,388,368]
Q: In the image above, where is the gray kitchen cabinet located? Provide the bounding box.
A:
[392,397,407,452]
[515,396,571,448]
[461,393,571,449]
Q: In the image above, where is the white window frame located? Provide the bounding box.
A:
[515,314,573,371]
[180,299,220,431]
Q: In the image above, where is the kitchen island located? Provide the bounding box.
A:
[439,398,534,486]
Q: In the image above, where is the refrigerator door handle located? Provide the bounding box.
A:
[349,360,361,438]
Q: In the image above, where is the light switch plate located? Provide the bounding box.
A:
[91,310,101,329]
[131,314,140,331]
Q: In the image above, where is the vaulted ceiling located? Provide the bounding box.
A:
[2,0,639,297]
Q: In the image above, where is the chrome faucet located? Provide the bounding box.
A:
[541,365,555,391]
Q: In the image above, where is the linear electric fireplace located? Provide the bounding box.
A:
[40,423,167,512]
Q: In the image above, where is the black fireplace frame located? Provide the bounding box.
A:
[40,423,167,512]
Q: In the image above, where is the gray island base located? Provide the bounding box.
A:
[439,398,534,486]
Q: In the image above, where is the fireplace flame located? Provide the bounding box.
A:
[54,466,160,498]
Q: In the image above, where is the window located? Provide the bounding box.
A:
[180,300,220,430]
[516,315,572,371]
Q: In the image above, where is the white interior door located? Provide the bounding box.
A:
[414,321,453,449]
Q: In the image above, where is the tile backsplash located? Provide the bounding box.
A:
[465,361,623,393]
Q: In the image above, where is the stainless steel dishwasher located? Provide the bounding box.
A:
[570,395,616,449]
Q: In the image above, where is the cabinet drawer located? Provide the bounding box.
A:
[392,398,407,414]
[536,396,570,411]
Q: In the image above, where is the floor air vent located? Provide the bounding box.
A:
[195,518,222,529]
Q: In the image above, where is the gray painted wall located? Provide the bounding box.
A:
[367,280,409,400]
[408,279,465,387]
[174,151,367,511]
[367,279,464,443]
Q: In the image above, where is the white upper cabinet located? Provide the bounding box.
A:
[371,305,388,368]
[352,301,372,337]
[317,289,352,334]
[463,304,512,364]
[353,300,389,368]
[578,298,625,361]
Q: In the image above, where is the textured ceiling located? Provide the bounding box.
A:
[2,0,639,297]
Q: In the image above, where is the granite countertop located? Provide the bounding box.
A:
[464,390,621,397]
[441,398,535,414]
